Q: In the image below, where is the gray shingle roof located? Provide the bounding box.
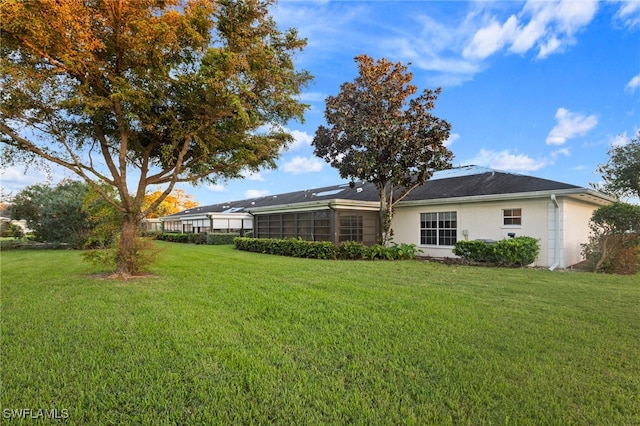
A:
[164,166,583,218]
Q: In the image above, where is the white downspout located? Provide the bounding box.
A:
[549,194,560,271]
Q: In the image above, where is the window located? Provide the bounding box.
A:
[313,211,332,241]
[254,211,333,241]
[420,212,457,246]
[339,215,363,242]
[503,208,522,226]
[282,213,296,238]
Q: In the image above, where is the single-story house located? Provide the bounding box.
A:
[0,204,31,235]
[160,166,613,269]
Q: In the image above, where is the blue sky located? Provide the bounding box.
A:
[2,0,639,206]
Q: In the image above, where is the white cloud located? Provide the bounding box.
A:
[206,184,227,193]
[546,107,598,145]
[537,35,562,58]
[610,130,639,147]
[611,134,628,147]
[245,189,269,199]
[271,1,368,59]
[465,0,598,60]
[521,0,597,58]
[2,166,47,184]
[283,156,323,174]
[625,73,640,93]
[255,126,314,154]
[551,148,571,159]
[285,130,314,153]
[464,149,548,172]
[388,14,481,86]
[241,170,265,181]
[299,91,326,103]
[444,133,460,147]
[0,165,68,196]
[463,15,518,60]
[614,0,640,28]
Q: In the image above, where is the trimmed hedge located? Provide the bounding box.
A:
[234,237,421,261]
[452,237,540,267]
[206,233,239,245]
[156,233,240,245]
[0,240,70,251]
[157,233,195,243]
[234,237,338,259]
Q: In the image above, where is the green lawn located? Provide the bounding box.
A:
[1,242,639,425]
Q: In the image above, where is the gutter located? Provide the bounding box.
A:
[549,194,560,271]
[398,187,613,208]
[248,198,380,214]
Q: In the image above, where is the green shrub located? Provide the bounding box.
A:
[140,231,162,239]
[206,233,239,245]
[82,237,162,274]
[493,237,540,267]
[235,238,421,261]
[1,223,24,239]
[0,239,24,251]
[157,233,194,243]
[0,240,69,251]
[234,237,338,259]
[156,232,240,245]
[387,242,422,260]
[338,241,368,260]
[451,240,495,263]
[364,244,390,260]
[453,237,540,267]
[363,243,422,260]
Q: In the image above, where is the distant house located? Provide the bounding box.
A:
[0,204,30,235]
[160,166,613,269]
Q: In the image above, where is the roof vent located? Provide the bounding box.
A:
[223,207,244,213]
[356,188,363,193]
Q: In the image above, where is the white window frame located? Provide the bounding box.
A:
[502,208,522,228]
[420,211,457,246]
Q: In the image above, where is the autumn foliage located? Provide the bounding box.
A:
[1,0,310,276]
[142,189,199,218]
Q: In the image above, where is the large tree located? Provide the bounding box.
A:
[582,202,640,274]
[593,132,640,201]
[9,180,92,248]
[1,0,311,276]
[313,55,453,245]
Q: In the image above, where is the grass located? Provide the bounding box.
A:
[1,242,639,425]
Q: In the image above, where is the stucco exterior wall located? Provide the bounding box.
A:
[561,198,597,267]
[393,195,601,268]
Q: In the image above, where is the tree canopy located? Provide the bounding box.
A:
[582,202,640,274]
[593,132,640,201]
[313,55,453,244]
[1,0,311,275]
[9,180,92,248]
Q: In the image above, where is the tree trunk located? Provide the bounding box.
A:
[594,234,610,273]
[115,212,140,277]
[378,188,394,246]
